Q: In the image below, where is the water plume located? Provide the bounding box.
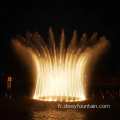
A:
[12,28,110,101]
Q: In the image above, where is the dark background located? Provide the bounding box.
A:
[0,2,119,95]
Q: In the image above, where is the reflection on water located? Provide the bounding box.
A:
[30,101,86,120]
[33,110,86,120]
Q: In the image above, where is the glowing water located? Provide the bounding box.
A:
[12,28,110,102]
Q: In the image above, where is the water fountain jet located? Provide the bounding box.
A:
[12,28,110,102]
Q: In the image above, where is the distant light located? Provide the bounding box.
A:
[2,73,3,76]
[85,75,87,77]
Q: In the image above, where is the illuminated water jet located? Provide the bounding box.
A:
[12,28,110,102]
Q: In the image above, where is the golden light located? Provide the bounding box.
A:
[12,28,110,102]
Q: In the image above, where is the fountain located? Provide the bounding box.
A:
[12,28,110,102]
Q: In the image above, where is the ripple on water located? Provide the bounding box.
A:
[33,109,86,120]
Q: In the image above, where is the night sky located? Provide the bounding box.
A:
[0,2,119,82]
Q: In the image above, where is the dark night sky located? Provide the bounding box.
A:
[0,2,119,80]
